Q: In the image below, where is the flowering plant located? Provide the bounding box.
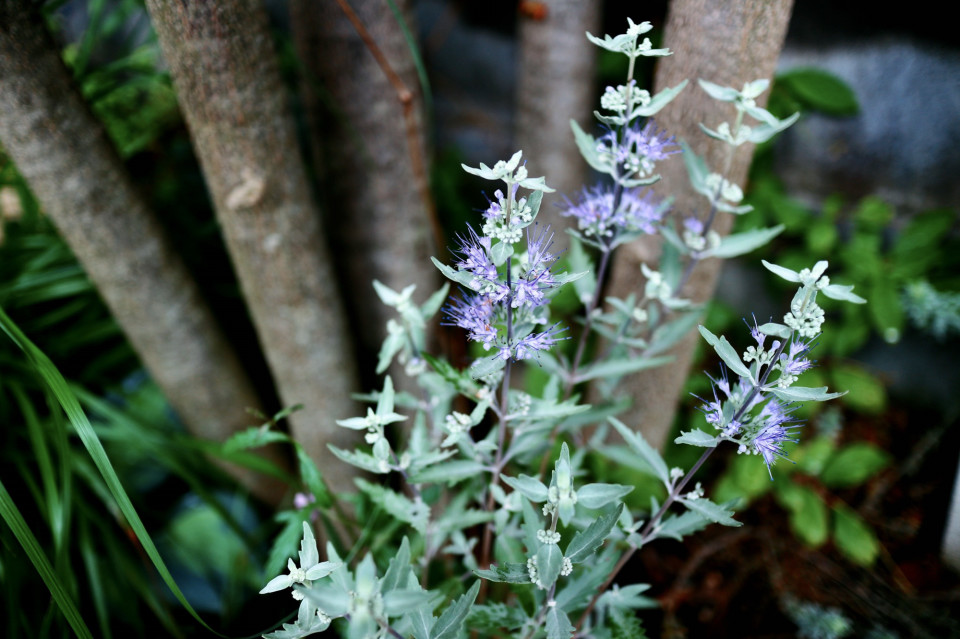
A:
[247,18,864,639]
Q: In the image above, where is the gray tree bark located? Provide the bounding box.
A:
[291,0,438,390]
[0,1,285,503]
[515,0,602,248]
[143,0,360,491]
[605,0,795,448]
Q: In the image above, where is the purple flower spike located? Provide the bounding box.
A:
[752,400,802,479]
[454,226,497,287]
[443,294,498,350]
[514,324,568,361]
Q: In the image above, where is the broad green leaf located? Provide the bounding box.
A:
[832,504,879,566]
[821,443,891,488]
[597,583,657,610]
[490,240,513,267]
[779,67,859,115]
[775,482,828,547]
[761,260,801,283]
[384,589,439,616]
[633,80,687,117]
[830,364,886,414]
[608,417,670,484]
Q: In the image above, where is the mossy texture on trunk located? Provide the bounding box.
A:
[605,0,795,448]
[0,2,284,502]
[144,0,360,489]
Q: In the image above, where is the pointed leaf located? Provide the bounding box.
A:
[565,504,624,563]
[608,417,670,484]
[431,580,481,639]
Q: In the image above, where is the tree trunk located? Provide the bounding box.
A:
[0,1,285,503]
[605,0,795,448]
[515,0,602,248]
[143,0,361,491]
[291,0,438,391]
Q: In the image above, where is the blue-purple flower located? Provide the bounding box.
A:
[750,400,802,478]
[560,184,666,243]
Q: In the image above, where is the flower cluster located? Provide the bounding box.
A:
[442,152,569,365]
[596,121,680,182]
[561,184,667,244]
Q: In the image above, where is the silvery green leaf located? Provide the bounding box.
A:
[518,176,555,193]
[410,605,435,639]
[697,325,753,380]
[744,103,780,126]
[328,445,388,474]
[552,270,590,286]
[356,479,428,533]
[648,310,703,355]
[699,122,731,143]
[501,474,549,503]
[555,548,617,608]
[675,428,720,447]
[771,385,845,402]
[431,257,477,289]
[384,590,438,616]
[300,581,351,617]
[431,580,481,639]
[742,78,770,98]
[593,110,627,127]
[376,331,405,375]
[490,240,513,267]
[821,283,866,304]
[698,78,739,102]
[409,460,487,485]
[380,537,411,594]
[469,354,506,379]
[565,504,623,563]
[762,259,801,282]
[619,174,661,188]
[632,80,687,117]
[700,225,784,259]
[608,417,670,484]
[657,509,711,541]
[372,436,390,462]
[570,120,611,174]
[407,448,456,474]
[681,140,709,193]
[747,111,800,143]
[474,563,530,583]
[336,416,371,430]
[523,397,590,422]
[660,221,687,253]
[597,583,658,610]
[680,497,741,527]
[546,606,575,639]
[467,604,528,634]
[714,200,754,215]
[526,189,544,222]
[568,237,596,303]
[223,425,289,452]
[585,30,636,54]
[759,322,792,339]
[536,544,563,590]
[421,283,450,319]
[304,560,338,581]
[573,355,674,383]
[372,280,401,306]
[576,483,633,509]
